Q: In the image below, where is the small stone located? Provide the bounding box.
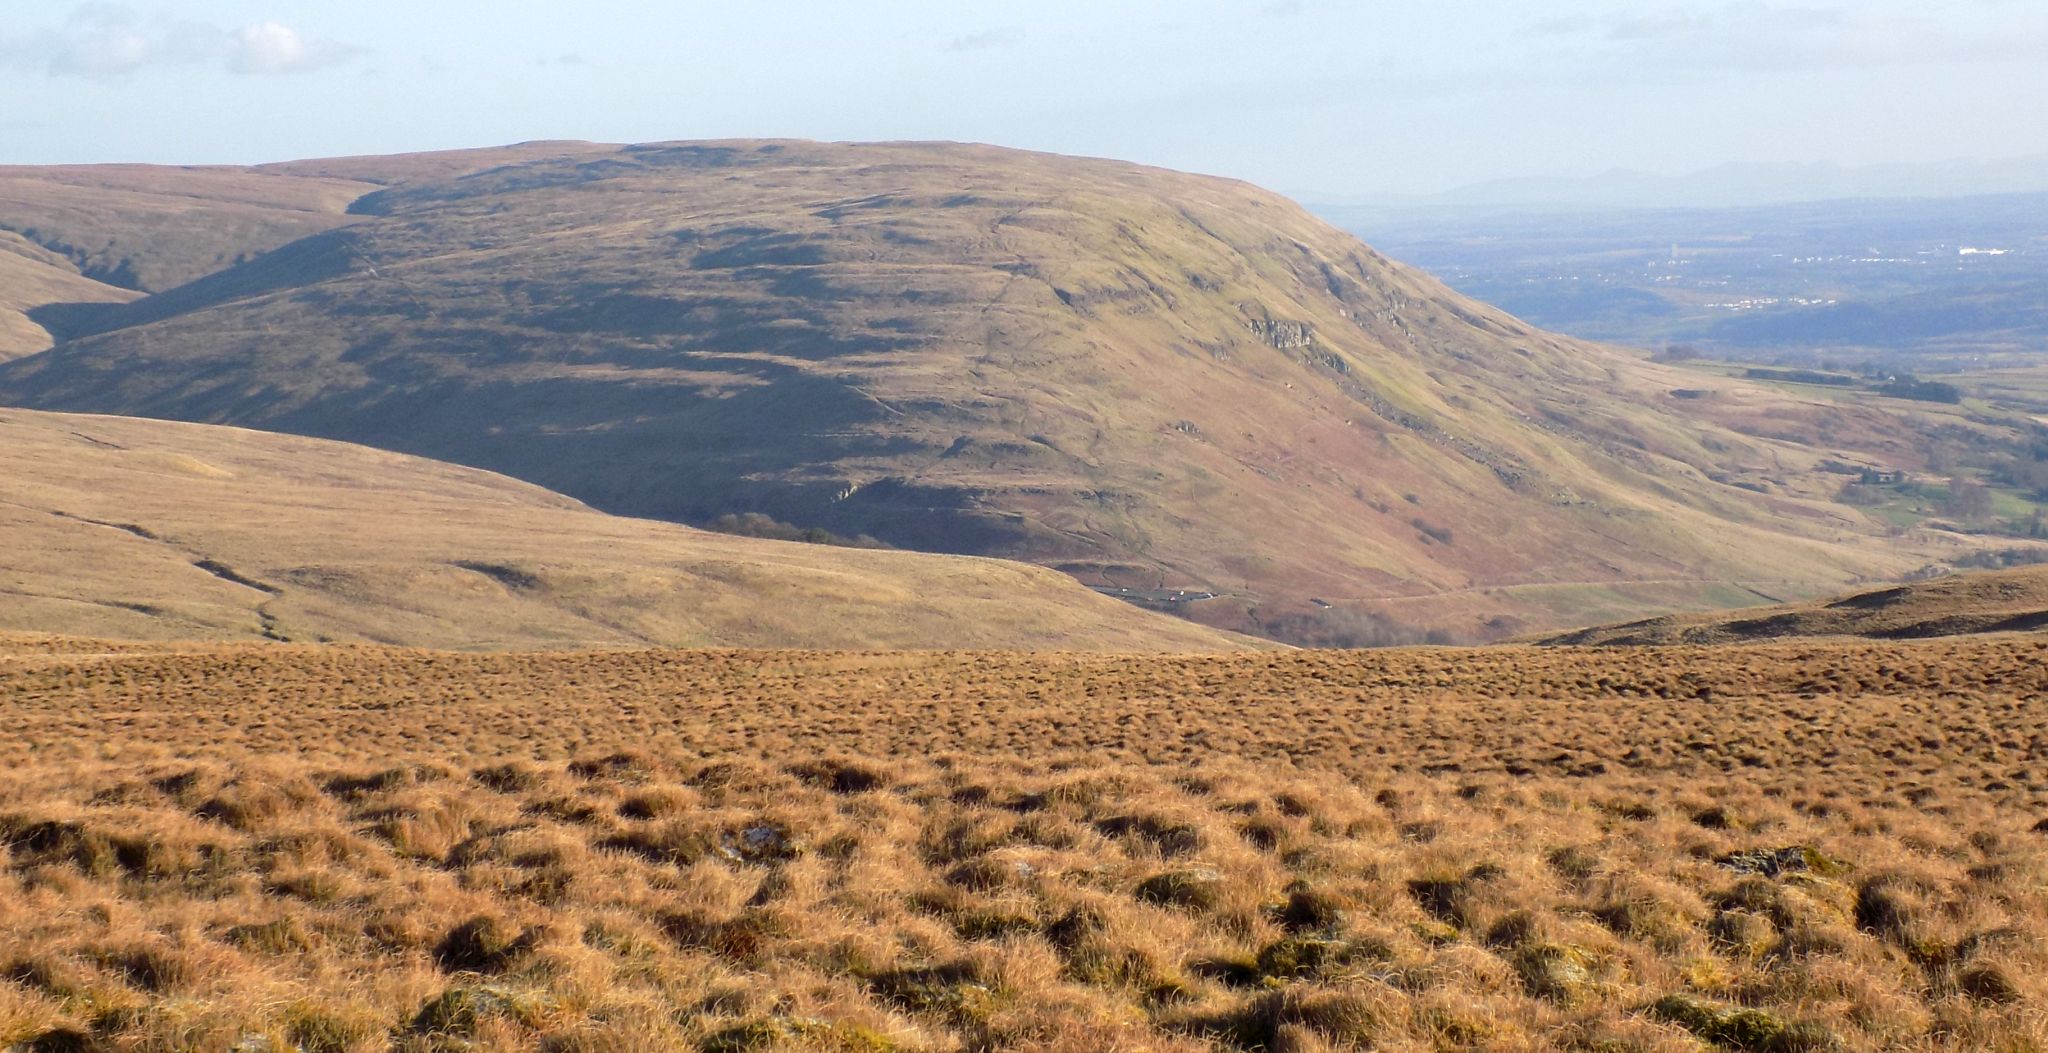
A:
[1715,846,1845,877]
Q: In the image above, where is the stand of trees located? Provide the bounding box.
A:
[1874,375,1963,404]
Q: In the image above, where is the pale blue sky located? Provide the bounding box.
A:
[4,0,2046,196]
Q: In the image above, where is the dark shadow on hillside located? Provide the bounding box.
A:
[23,302,129,345]
[32,231,365,342]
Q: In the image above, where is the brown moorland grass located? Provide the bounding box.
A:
[0,144,614,356]
[0,163,374,293]
[0,408,1246,652]
[2,637,2046,1051]
[1541,565,2048,646]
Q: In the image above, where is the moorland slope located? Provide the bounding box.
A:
[0,145,617,352]
[0,164,371,293]
[1542,563,2048,645]
[0,237,134,360]
[0,141,2013,640]
[0,408,1243,651]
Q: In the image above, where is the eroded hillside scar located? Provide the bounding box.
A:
[192,558,281,595]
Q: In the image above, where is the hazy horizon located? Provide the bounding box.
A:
[5,1,2048,199]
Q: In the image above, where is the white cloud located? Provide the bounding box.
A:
[0,5,361,79]
[46,27,153,77]
[228,21,356,75]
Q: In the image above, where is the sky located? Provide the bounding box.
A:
[3,0,2047,198]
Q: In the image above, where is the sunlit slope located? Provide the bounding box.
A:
[0,164,375,292]
[0,145,613,348]
[0,408,1246,651]
[0,233,137,359]
[0,141,1991,637]
[1541,564,2048,645]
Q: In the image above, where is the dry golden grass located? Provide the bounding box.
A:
[2,636,2045,1052]
[0,408,1244,652]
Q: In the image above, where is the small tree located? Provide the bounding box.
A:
[1944,479,1993,521]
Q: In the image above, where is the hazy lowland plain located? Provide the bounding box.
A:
[0,140,2045,1053]
[1337,193,2048,370]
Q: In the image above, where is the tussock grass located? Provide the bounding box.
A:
[3,755,2045,1052]
[0,635,2044,1050]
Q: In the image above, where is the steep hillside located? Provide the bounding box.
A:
[0,164,373,293]
[1541,564,2048,645]
[0,232,137,359]
[0,408,1244,651]
[0,146,614,347]
[0,141,2002,639]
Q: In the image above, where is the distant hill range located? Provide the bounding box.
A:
[1322,155,2048,215]
[0,140,2019,641]
[0,407,1246,651]
[1540,564,2048,646]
